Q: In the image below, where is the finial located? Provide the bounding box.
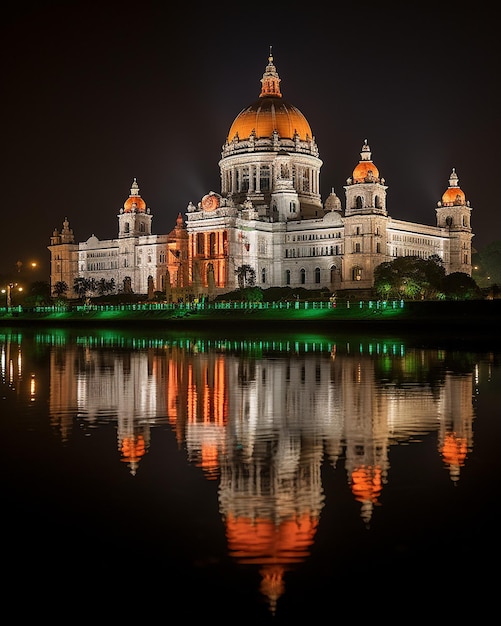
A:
[260,48,282,98]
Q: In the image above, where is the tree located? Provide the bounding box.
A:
[97,278,115,296]
[23,281,51,306]
[53,281,68,298]
[441,272,482,300]
[235,264,256,289]
[73,277,96,300]
[374,256,446,300]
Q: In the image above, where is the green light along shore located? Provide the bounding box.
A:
[1,299,500,337]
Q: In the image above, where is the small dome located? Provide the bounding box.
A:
[441,169,466,205]
[324,188,342,212]
[124,178,146,213]
[352,140,380,183]
[227,52,312,142]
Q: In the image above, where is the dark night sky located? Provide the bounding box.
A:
[3,2,499,281]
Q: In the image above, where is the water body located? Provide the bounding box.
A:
[1,326,498,622]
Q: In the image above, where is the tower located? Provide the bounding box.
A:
[435,169,473,275]
[47,217,78,296]
[118,178,152,238]
[342,141,389,289]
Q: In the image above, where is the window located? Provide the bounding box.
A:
[315,267,320,283]
[352,266,362,281]
[261,267,266,283]
[197,233,204,255]
[209,232,216,256]
[241,167,249,191]
[260,165,270,191]
[285,269,291,285]
[300,268,306,284]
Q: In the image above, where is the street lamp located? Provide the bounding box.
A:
[1,283,23,309]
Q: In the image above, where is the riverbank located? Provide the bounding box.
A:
[0,299,500,333]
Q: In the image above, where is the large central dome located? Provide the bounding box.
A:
[227,53,312,142]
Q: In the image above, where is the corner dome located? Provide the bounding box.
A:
[352,140,380,183]
[441,169,466,205]
[227,52,313,142]
[124,178,146,213]
[324,188,342,212]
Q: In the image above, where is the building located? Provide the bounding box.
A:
[48,52,473,300]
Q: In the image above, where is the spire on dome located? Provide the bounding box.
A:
[130,177,140,196]
[449,168,459,187]
[360,139,372,161]
[260,47,282,98]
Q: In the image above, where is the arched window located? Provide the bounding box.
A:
[356,196,363,209]
[261,267,266,283]
[300,268,306,284]
[315,267,321,283]
[352,266,362,281]
[285,269,291,285]
[124,223,130,234]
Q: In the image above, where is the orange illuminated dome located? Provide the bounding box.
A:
[227,51,313,142]
[352,139,380,182]
[123,178,147,213]
[441,168,466,205]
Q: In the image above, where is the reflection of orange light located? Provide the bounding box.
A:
[225,512,318,613]
[442,432,467,467]
[121,435,146,462]
[30,373,36,400]
[351,465,382,503]
[226,513,317,564]
[200,443,219,480]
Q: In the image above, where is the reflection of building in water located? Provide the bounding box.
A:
[50,342,79,442]
[437,374,474,483]
[26,334,478,494]
[183,350,229,480]
[46,338,173,475]
[19,333,478,610]
[218,352,328,615]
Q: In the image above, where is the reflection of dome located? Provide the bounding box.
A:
[225,512,318,615]
[352,140,380,182]
[441,168,466,205]
[227,52,312,142]
[123,178,146,213]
